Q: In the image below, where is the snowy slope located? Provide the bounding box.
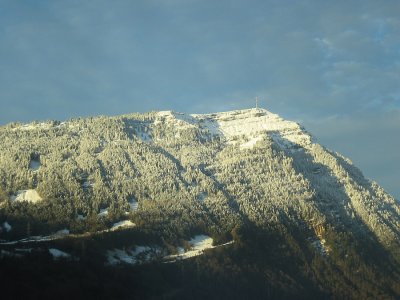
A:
[151,109,312,150]
[193,108,312,149]
[1,106,399,252]
[148,109,399,246]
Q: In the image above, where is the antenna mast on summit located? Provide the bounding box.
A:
[255,96,259,109]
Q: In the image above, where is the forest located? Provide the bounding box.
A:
[0,109,399,299]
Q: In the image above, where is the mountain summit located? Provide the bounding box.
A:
[0,108,399,299]
[158,108,312,149]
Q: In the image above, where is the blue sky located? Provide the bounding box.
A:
[0,0,399,198]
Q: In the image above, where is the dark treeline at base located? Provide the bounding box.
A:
[0,223,399,300]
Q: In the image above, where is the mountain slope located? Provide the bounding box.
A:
[0,108,399,298]
[1,108,398,244]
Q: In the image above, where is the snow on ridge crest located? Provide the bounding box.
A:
[155,110,197,129]
[192,108,312,149]
[155,108,312,149]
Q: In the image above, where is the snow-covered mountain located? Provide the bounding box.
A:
[1,108,400,299]
[0,108,399,246]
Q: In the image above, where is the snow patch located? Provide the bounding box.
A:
[11,189,42,203]
[111,220,136,231]
[164,235,234,262]
[98,208,108,217]
[156,111,174,118]
[196,117,221,136]
[240,136,263,150]
[49,248,71,259]
[13,122,52,131]
[189,235,213,251]
[155,111,197,131]
[2,221,12,232]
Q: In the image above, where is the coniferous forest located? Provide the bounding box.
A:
[0,109,399,299]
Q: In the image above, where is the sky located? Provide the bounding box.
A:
[0,0,399,198]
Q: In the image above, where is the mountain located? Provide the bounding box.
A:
[0,108,399,299]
